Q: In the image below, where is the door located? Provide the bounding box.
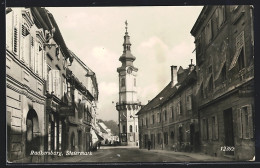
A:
[223,108,234,155]
[190,124,195,146]
[151,134,155,149]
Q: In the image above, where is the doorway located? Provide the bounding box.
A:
[223,108,235,155]
[26,109,40,155]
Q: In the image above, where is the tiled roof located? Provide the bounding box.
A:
[137,67,196,115]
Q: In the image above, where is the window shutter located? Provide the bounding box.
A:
[215,116,219,140]
[48,70,53,92]
[6,11,13,51]
[58,75,61,99]
[52,70,56,95]
[208,118,212,140]
[30,36,35,70]
[20,25,24,61]
[13,12,20,55]
[248,105,254,139]
[237,108,242,138]
[35,43,38,73]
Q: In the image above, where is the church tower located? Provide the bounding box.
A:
[116,21,141,146]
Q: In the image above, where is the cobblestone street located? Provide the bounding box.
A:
[48,146,233,163]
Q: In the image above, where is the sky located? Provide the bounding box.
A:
[46,6,203,122]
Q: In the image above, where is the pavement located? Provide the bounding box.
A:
[47,146,234,163]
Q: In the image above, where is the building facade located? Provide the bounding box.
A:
[116,21,141,146]
[6,8,49,162]
[65,51,99,153]
[190,5,254,160]
[6,7,99,162]
[137,64,199,152]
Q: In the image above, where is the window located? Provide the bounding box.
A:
[239,105,253,139]
[202,118,209,140]
[208,65,212,74]
[48,70,61,98]
[196,35,202,55]
[212,116,219,140]
[177,101,182,115]
[121,78,125,87]
[220,64,227,82]
[21,24,30,65]
[164,132,168,145]
[205,19,213,45]
[208,76,213,92]
[134,78,136,86]
[129,125,133,132]
[146,118,148,127]
[171,106,174,120]
[217,6,226,28]
[164,110,167,121]
[200,83,204,98]
[142,118,144,127]
[152,115,155,124]
[238,48,245,70]
[186,95,192,111]
[157,133,161,144]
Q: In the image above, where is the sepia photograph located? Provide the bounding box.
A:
[5,5,255,164]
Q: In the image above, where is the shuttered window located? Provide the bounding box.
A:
[48,70,61,98]
[212,116,219,140]
[13,13,19,55]
[239,105,254,139]
[186,95,192,111]
[6,11,13,51]
[38,44,43,78]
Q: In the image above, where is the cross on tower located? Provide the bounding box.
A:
[125,20,128,32]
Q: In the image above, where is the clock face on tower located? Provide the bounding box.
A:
[127,67,132,74]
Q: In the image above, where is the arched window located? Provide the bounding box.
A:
[121,78,125,87]
[130,125,133,132]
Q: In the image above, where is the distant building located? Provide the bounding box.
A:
[190,5,254,160]
[137,63,199,151]
[116,21,141,146]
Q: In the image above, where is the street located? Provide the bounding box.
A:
[48,146,233,163]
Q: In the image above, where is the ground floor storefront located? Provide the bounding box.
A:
[199,85,255,160]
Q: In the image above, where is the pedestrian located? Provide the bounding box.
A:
[148,139,151,150]
[98,141,101,149]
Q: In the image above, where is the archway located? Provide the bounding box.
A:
[26,109,40,155]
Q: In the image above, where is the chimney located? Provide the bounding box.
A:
[189,59,195,71]
[171,65,178,87]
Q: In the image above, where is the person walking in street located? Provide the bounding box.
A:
[98,141,101,149]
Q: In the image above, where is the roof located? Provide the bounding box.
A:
[32,7,73,62]
[137,66,196,115]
